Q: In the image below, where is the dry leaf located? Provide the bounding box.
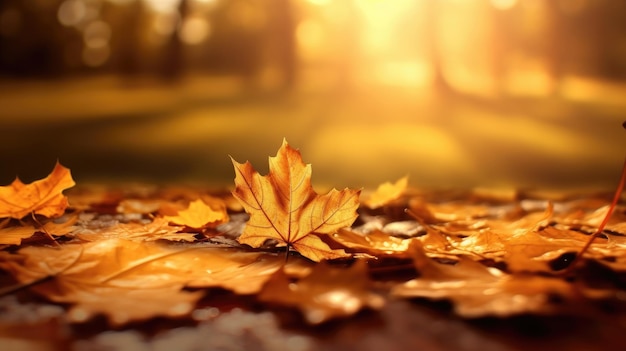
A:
[457,226,608,272]
[0,225,37,246]
[0,215,77,245]
[163,198,228,229]
[0,162,75,219]
[0,240,203,326]
[232,140,360,261]
[330,228,413,257]
[185,250,313,294]
[392,241,575,317]
[116,198,163,214]
[258,260,384,324]
[74,217,196,242]
[0,239,316,325]
[363,176,408,209]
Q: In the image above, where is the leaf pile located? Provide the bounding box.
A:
[0,141,625,332]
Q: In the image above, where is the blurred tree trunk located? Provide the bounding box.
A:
[265,0,297,90]
[117,0,144,78]
[424,0,451,95]
[160,0,189,82]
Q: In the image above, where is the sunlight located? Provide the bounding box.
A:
[355,0,418,55]
[490,0,518,10]
[179,16,211,45]
[374,61,432,88]
[296,19,327,61]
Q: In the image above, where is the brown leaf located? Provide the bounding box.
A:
[363,176,408,209]
[116,198,163,214]
[0,225,36,246]
[163,198,228,229]
[232,140,359,261]
[0,239,312,325]
[185,250,313,294]
[0,162,75,219]
[0,239,203,325]
[74,217,196,242]
[330,228,413,257]
[409,202,568,271]
[258,260,384,324]
[0,215,77,245]
[467,227,605,272]
[392,241,575,317]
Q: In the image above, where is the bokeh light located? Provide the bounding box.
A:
[179,16,211,45]
[57,0,88,27]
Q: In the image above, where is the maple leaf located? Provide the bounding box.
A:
[392,241,575,317]
[258,260,384,324]
[0,162,75,219]
[231,140,360,262]
[363,176,408,209]
[0,238,314,325]
[0,239,203,326]
[163,198,229,229]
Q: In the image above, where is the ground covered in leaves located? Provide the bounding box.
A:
[1,145,626,350]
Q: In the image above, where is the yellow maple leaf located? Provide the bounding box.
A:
[231,140,360,262]
[163,198,229,229]
[0,162,75,219]
[363,176,408,209]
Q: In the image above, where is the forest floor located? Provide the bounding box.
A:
[1,181,626,351]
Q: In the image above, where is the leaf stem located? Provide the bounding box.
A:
[30,212,60,247]
[567,156,626,273]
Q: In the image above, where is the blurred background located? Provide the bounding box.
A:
[0,0,625,191]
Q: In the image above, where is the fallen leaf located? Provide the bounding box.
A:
[74,217,196,242]
[163,198,228,229]
[0,225,36,246]
[457,226,610,272]
[330,228,413,256]
[0,239,317,325]
[185,250,313,294]
[0,162,75,219]
[0,240,203,326]
[363,176,408,209]
[392,241,575,317]
[116,198,163,215]
[232,140,359,261]
[0,215,77,245]
[555,204,626,235]
[258,260,384,324]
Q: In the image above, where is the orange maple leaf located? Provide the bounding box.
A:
[163,198,229,229]
[231,140,360,262]
[0,162,75,219]
[363,176,408,209]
